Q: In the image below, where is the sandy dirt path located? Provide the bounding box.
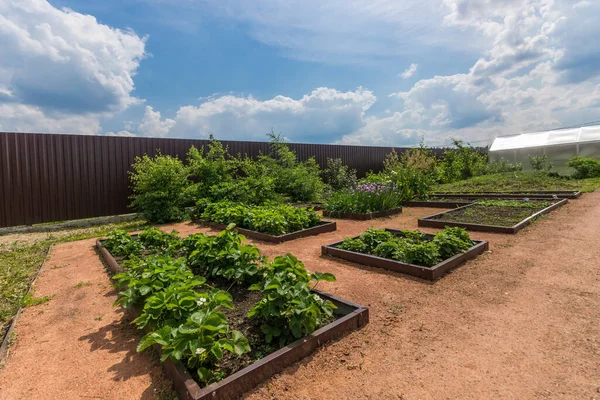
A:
[1,194,599,399]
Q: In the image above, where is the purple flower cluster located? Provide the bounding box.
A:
[354,182,391,195]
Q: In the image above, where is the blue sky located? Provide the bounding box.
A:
[1,0,600,145]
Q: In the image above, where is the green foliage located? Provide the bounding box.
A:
[487,158,522,174]
[103,229,143,258]
[528,155,553,172]
[248,254,337,346]
[112,256,197,308]
[337,227,474,267]
[321,158,358,191]
[199,201,321,236]
[129,152,190,223]
[475,199,552,208]
[137,309,250,385]
[567,156,600,178]
[138,228,183,255]
[438,139,489,183]
[323,183,403,215]
[185,225,263,285]
[258,132,326,202]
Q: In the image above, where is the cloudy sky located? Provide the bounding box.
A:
[1,0,599,145]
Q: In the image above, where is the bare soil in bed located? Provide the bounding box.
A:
[432,204,547,226]
[2,194,600,399]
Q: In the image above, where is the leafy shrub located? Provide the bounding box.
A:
[528,155,553,172]
[103,230,142,258]
[567,156,600,178]
[487,158,522,174]
[248,254,337,345]
[185,225,263,285]
[323,183,403,215]
[258,133,326,202]
[438,139,489,183]
[321,158,358,191]
[337,227,473,267]
[129,152,190,223]
[199,201,321,235]
[138,228,183,255]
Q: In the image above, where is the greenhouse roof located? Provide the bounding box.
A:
[490,125,600,151]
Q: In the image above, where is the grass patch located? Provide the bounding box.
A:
[73,281,93,289]
[0,219,148,344]
[434,171,600,193]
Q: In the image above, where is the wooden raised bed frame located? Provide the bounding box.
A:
[322,207,403,220]
[417,199,568,234]
[402,200,472,209]
[96,239,369,400]
[321,229,488,281]
[431,190,581,199]
[192,220,336,243]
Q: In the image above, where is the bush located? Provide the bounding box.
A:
[487,158,522,174]
[129,153,190,223]
[438,139,488,183]
[528,155,553,172]
[322,158,358,191]
[259,133,326,202]
[567,156,600,178]
[323,183,403,215]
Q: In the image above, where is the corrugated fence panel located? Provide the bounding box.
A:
[0,132,481,228]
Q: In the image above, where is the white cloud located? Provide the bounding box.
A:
[573,1,591,9]
[106,130,136,137]
[399,63,418,79]
[138,106,176,137]
[0,103,101,134]
[125,87,376,142]
[0,0,146,133]
[339,0,600,146]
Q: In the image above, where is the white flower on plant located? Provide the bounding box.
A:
[195,347,206,355]
[196,298,207,306]
[312,294,322,303]
[287,272,296,280]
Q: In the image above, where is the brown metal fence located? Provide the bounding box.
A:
[0,132,454,228]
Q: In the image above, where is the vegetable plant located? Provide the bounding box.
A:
[102,229,142,258]
[248,254,337,346]
[323,183,403,215]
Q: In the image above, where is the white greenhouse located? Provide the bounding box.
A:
[489,125,600,173]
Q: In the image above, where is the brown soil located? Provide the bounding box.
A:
[2,193,600,399]
[433,204,548,226]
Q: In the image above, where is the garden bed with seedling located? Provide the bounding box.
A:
[321,227,488,280]
[431,190,581,199]
[418,199,568,234]
[322,208,403,220]
[402,200,473,208]
[96,228,368,400]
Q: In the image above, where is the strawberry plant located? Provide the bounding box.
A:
[137,308,250,385]
[138,227,183,255]
[199,202,321,236]
[103,229,142,258]
[113,256,198,308]
[248,254,337,346]
[337,227,474,267]
[185,225,263,285]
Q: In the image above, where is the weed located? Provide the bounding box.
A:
[73,281,93,289]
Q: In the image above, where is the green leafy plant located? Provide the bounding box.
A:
[137,308,250,385]
[528,155,553,172]
[129,152,190,223]
[321,158,358,191]
[567,156,600,178]
[113,256,197,308]
[138,227,183,255]
[103,229,143,258]
[323,183,403,215]
[248,254,337,346]
[199,202,321,236]
[337,227,474,267]
[185,225,263,285]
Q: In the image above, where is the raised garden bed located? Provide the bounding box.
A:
[418,199,568,234]
[402,200,473,208]
[321,229,488,280]
[431,190,581,199]
[192,220,336,243]
[96,238,368,400]
[322,208,402,220]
